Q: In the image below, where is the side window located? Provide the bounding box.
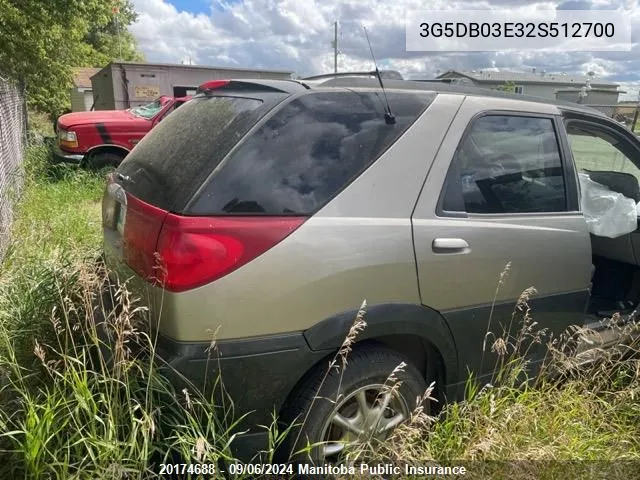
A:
[566,124,640,183]
[189,91,435,215]
[442,115,567,214]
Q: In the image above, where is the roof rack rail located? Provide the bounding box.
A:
[416,78,476,85]
[301,70,404,81]
[412,79,456,83]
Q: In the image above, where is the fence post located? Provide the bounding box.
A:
[19,79,28,147]
[632,104,640,133]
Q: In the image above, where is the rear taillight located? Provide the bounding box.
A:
[120,194,305,293]
[154,215,305,292]
[122,195,168,283]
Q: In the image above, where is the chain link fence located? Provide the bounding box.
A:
[0,78,27,262]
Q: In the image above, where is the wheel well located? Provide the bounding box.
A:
[86,145,128,161]
[280,334,447,420]
[363,335,445,405]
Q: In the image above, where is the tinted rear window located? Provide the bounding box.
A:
[188,91,435,215]
[116,95,278,211]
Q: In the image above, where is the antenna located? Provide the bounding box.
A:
[332,21,338,74]
[113,0,122,61]
[363,26,395,125]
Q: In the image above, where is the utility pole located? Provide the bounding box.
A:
[113,1,122,61]
[332,21,338,73]
[632,90,640,132]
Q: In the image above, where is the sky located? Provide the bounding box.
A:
[130,0,640,100]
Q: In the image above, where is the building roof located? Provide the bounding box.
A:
[556,87,626,94]
[72,67,101,88]
[95,61,294,77]
[438,69,618,88]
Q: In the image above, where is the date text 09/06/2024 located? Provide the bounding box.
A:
[158,463,468,477]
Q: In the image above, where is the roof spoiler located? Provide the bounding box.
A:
[196,79,305,95]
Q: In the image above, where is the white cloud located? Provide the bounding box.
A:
[130,0,640,84]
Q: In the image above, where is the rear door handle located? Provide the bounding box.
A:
[432,238,470,254]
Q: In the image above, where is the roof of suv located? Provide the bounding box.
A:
[301,77,609,117]
[217,76,608,118]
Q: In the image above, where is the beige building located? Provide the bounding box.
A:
[70,67,100,112]
[555,88,627,110]
[436,69,620,101]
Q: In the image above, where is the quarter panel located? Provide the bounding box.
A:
[154,218,421,340]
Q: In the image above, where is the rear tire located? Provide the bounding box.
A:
[86,152,124,170]
[279,345,427,465]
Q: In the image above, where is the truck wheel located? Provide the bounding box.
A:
[86,152,124,170]
[280,346,427,464]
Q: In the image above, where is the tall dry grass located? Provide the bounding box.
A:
[0,145,255,478]
[334,265,640,480]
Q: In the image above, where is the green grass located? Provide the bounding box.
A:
[569,135,640,182]
[0,146,251,478]
[1,143,640,479]
[4,144,104,262]
[0,145,105,370]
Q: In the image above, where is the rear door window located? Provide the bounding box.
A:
[188,91,434,215]
[441,115,568,214]
[116,94,283,211]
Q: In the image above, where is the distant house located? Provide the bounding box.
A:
[71,68,100,112]
[436,69,621,102]
[555,87,626,110]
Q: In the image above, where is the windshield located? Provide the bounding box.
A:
[130,98,166,119]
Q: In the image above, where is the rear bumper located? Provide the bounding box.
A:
[154,332,331,460]
[94,282,331,461]
[51,143,85,164]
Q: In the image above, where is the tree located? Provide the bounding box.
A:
[0,0,143,118]
[84,0,145,64]
[495,81,516,93]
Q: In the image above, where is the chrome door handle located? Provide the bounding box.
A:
[432,238,470,253]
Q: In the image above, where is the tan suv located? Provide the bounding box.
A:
[101,75,640,462]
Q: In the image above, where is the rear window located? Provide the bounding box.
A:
[116,95,276,211]
[188,91,435,215]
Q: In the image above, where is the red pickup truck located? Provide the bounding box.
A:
[53,95,190,168]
